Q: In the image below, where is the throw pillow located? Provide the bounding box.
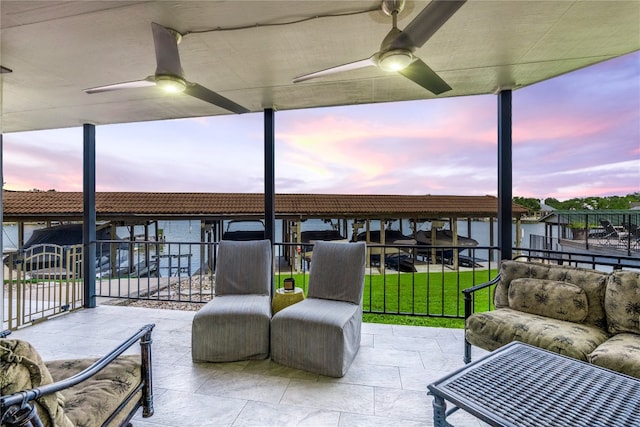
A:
[604,270,640,334]
[508,278,589,323]
[0,339,73,427]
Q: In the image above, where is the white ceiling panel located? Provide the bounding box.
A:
[1,0,638,132]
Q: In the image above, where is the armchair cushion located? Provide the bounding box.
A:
[192,294,272,362]
[215,239,272,296]
[508,278,589,323]
[0,339,73,427]
[307,241,367,304]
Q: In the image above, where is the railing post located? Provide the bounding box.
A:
[140,324,155,418]
[463,291,472,364]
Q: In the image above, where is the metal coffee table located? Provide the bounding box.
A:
[428,342,640,427]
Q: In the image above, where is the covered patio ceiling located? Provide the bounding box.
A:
[1,0,639,133]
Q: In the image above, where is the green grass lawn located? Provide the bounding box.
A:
[276,269,497,329]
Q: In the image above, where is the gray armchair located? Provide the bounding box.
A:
[270,241,366,377]
[191,239,272,362]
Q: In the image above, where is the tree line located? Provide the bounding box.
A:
[513,193,640,212]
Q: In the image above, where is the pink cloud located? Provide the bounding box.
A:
[2,52,638,200]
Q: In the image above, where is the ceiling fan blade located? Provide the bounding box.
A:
[184,83,249,114]
[399,58,451,95]
[392,0,466,50]
[151,22,184,78]
[84,77,156,94]
[293,56,377,83]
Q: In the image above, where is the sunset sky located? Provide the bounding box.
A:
[3,51,639,201]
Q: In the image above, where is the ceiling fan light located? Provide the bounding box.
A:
[156,75,186,93]
[378,50,413,72]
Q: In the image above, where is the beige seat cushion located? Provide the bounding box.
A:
[46,355,142,427]
[589,333,640,379]
[466,308,609,361]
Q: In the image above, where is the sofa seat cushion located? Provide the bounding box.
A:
[466,308,609,361]
[508,278,588,323]
[0,339,73,427]
[589,333,640,379]
[604,270,640,335]
[46,355,142,427]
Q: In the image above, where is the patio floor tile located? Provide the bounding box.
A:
[4,304,489,426]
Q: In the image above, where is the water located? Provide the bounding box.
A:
[2,219,548,276]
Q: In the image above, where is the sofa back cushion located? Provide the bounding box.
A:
[495,260,608,328]
[605,270,640,334]
[508,278,589,323]
[0,339,73,427]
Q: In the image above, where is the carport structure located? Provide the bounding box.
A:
[1,1,639,313]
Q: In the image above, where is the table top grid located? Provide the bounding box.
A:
[429,343,640,427]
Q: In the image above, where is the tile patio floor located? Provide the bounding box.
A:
[6,303,490,426]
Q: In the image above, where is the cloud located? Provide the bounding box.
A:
[2,52,638,200]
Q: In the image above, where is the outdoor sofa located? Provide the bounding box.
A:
[464,260,640,378]
[1,324,154,427]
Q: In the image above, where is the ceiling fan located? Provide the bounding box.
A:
[293,0,466,95]
[84,22,249,114]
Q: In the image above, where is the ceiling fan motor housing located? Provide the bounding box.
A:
[382,0,406,17]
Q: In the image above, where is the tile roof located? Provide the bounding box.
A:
[2,191,528,222]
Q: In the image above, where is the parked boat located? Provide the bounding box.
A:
[355,229,423,272]
[6,224,101,270]
[415,229,479,249]
[222,220,265,241]
[415,228,479,265]
[355,229,417,246]
[2,223,158,277]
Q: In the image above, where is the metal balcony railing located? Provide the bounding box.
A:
[3,239,638,330]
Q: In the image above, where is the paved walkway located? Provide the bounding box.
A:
[6,304,489,426]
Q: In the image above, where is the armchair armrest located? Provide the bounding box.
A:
[462,275,500,364]
[1,324,155,427]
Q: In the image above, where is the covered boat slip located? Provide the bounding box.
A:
[3,191,528,272]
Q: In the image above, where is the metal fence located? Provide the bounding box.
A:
[3,244,83,329]
[91,239,500,318]
[4,238,638,329]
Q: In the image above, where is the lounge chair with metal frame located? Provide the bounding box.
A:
[599,218,628,244]
[1,324,154,427]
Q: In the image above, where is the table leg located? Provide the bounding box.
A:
[432,395,452,427]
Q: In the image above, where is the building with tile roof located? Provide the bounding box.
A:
[3,191,527,223]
